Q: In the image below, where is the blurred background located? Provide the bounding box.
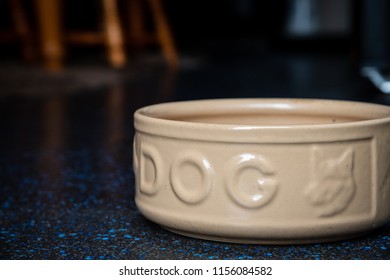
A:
[1,0,390,99]
[1,0,390,259]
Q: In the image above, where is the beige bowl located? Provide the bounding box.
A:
[133,99,390,244]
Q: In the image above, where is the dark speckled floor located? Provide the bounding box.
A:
[1,43,390,259]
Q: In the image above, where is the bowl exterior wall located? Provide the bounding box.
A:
[134,101,390,243]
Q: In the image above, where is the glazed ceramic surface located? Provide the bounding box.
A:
[133,99,390,244]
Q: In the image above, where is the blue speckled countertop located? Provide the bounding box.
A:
[1,144,389,260]
[1,50,390,259]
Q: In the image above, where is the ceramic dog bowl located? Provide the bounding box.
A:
[133,99,390,244]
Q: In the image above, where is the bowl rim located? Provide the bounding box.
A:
[134,98,390,143]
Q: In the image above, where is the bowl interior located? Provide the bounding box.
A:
[168,112,365,125]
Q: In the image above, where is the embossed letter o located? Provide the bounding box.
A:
[170,152,213,204]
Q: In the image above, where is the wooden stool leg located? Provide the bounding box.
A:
[102,0,126,68]
[8,0,36,62]
[127,0,148,47]
[35,0,64,71]
[148,0,179,68]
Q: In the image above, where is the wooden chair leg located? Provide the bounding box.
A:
[148,0,179,68]
[102,0,126,68]
[35,0,64,71]
[8,0,36,62]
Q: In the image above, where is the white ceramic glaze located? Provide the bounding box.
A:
[133,99,390,244]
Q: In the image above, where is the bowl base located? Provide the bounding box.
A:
[161,226,368,245]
